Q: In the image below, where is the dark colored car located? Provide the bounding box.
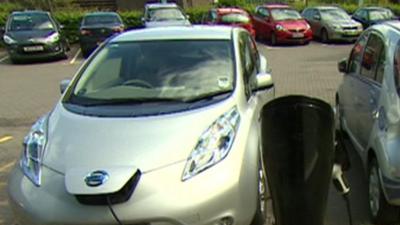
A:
[2,11,69,63]
[79,12,124,58]
[252,4,312,45]
[352,7,397,29]
[203,7,255,37]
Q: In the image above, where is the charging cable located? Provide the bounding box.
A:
[332,164,353,225]
[106,196,124,225]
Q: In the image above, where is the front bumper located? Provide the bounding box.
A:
[275,29,313,44]
[8,158,257,225]
[5,41,64,61]
[381,174,400,205]
[327,29,362,42]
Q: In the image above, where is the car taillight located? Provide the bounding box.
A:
[81,29,91,36]
[112,26,124,33]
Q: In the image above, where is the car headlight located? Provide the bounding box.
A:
[3,35,16,45]
[45,32,60,43]
[182,107,240,181]
[330,24,342,31]
[306,23,311,30]
[20,115,48,186]
[275,24,286,31]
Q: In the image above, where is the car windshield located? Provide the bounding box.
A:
[8,13,54,31]
[220,13,250,24]
[67,40,234,106]
[369,9,395,21]
[271,8,302,21]
[320,8,350,21]
[83,15,121,25]
[148,8,186,21]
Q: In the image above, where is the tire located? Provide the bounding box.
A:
[60,44,68,60]
[270,33,277,46]
[368,158,400,225]
[321,28,329,43]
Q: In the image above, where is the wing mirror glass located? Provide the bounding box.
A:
[338,58,348,74]
[60,79,71,94]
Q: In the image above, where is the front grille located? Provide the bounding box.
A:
[342,27,358,31]
[289,29,305,33]
[75,170,141,205]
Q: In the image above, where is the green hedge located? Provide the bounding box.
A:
[2,2,400,44]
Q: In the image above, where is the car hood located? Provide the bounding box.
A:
[145,19,191,28]
[276,19,309,30]
[44,100,235,177]
[6,30,55,42]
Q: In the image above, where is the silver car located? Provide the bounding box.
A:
[7,26,275,225]
[337,21,400,225]
[142,3,191,28]
[302,6,363,43]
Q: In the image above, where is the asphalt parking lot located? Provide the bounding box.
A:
[0,41,373,225]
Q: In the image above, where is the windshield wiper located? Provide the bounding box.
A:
[76,97,187,106]
[184,90,232,105]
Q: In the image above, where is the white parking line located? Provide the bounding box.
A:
[0,55,9,63]
[0,161,15,172]
[69,48,81,65]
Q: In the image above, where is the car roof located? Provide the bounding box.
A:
[11,10,49,15]
[145,3,179,9]
[313,6,341,10]
[362,6,391,11]
[382,21,400,31]
[113,25,233,42]
[84,12,119,17]
[216,7,248,14]
[263,4,290,9]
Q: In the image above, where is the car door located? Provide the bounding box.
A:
[306,9,322,37]
[253,7,272,39]
[340,31,369,143]
[352,32,384,149]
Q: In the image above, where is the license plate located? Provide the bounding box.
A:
[23,46,44,52]
[292,33,304,38]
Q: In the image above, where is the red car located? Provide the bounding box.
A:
[203,7,256,37]
[252,4,312,45]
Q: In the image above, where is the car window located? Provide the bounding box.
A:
[70,40,234,104]
[83,15,121,26]
[257,7,269,18]
[270,8,302,21]
[348,32,369,74]
[393,40,400,92]
[8,13,54,31]
[360,33,384,81]
[239,32,258,98]
[147,7,185,21]
[320,8,351,20]
[220,13,250,24]
[375,39,386,84]
[355,9,367,20]
[369,9,395,21]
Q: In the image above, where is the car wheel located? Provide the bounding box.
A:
[321,28,329,43]
[60,44,68,60]
[270,33,277,46]
[368,158,400,225]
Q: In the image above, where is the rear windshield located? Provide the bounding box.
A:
[220,13,250,24]
[83,15,121,25]
[369,9,395,21]
[8,13,54,31]
[147,8,186,21]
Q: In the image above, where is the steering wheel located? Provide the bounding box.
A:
[122,79,153,89]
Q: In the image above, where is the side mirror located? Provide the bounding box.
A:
[255,72,274,90]
[338,58,348,73]
[313,14,321,20]
[60,79,71,94]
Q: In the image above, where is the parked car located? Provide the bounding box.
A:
[8,25,275,225]
[203,7,255,37]
[336,21,400,225]
[302,6,363,43]
[352,6,398,29]
[2,10,69,63]
[79,12,124,58]
[142,3,191,28]
[252,4,312,45]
